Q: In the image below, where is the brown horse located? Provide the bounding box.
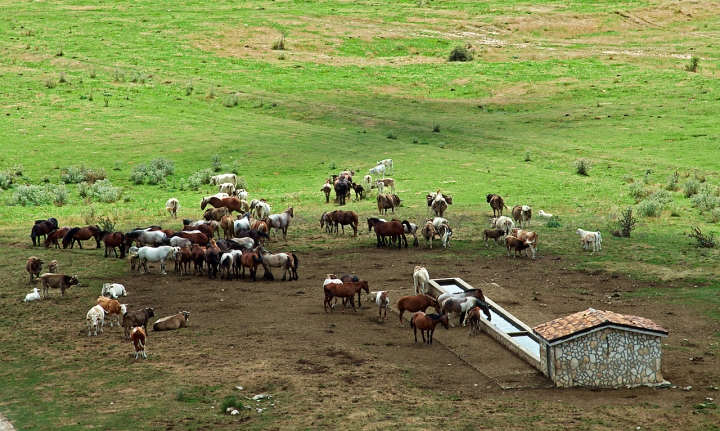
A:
[410,312,449,345]
[100,231,126,258]
[176,230,209,245]
[174,246,191,275]
[235,229,270,247]
[205,240,221,279]
[190,244,205,275]
[466,306,482,336]
[324,281,369,313]
[367,218,408,248]
[240,247,264,281]
[220,215,234,240]
[203,207,230,222]
[44,226,71,249]
[251,219,269,234]
[31,218,58,246]
[182,223,213,239]
[329,210,358,236]
[201,196,247,213]
[62,225,101,249]
[396,294,440,327]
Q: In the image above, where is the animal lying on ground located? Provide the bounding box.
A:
[101,283,127,299]
[537,210,553,218]
[39,273,80,299]
[153,311,190,331]
[24,288,41,302]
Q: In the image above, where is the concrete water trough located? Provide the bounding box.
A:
[427,278,543,372]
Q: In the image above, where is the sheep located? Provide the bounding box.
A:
[166,198,180,218]
[153,311,190,331]
[24,288,41,302]
[511,205,532,228]
[483,229,506,248]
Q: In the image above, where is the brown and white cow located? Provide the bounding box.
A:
[96,296,127,328]
[130,326,147,359]
[505,235,536,259]
[26,257,44,282]
[510,228,538,258]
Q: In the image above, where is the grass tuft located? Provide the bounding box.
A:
[685,55,700,73]
[448,46,473,62]
[574,158,591,176]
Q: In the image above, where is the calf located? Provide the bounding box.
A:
[153,311,190,331]
[101,283,127,299]
[86,304,105,336]
[24,288,41,302]
[26,257,44,282]
[505,235,536,259]
[130,326,147,359]
[510,228,538,257]
[39,273,80,299]
[483,229,506,248]
[377,178,395,193]
[47,259,59,274]
[123,307,155,339]
[97,296,127,328]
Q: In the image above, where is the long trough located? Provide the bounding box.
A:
[427,278,543,373]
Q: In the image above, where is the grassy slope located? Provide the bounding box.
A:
[1,0,719,428]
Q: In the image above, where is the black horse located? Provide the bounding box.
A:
[30,218,58,246]
[334,178,349,205]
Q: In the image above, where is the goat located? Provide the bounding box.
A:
[511,205,532,228]
[483,229,506,248]
[24,288,41,302]
[421,221,437,249]
[26,257,44,283]
[436,222,453,248]
[153,311,190,331]
[413,266,430,295]
[511,228,538,257]
[233,188,249,200]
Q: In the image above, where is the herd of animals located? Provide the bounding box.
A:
[20,159,605,356]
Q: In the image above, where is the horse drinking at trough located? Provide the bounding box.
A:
[440,296,489,327]
[410,312,449,345]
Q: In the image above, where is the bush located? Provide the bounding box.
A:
[185,80,194,96]
[524,150,531,162]
[61,166,87,184]
[647,189,674,206]
[11,164,23,176]
[212,154,222,172]
[0,171,13,189]
[51,183,70,206]
[546,216,562,228]
[636,199,662,217]
[131,158,175,185]
[685,55,700,73]
[688,226,715,248]
[690,193,720,212]
[236,176,248,190]
[113,69,125,82]
[90,179,121,203]
[78,181,90,198]
[223,93,239,107]
[386,131,397,140]
[574,159,591,176]
[627,182,647,200]
[11,185,52,206]
[611,207,637,238]
[683,179,701,197]
[621,173,634,183]
[45,78,57,89]
[231,160,241,175]
[666,170,679,191]
[272,36,286,50]
[129,71,147,84]
[150,157,175,176]
[187,168,213,190]
[97,216,115,232]
[448,46,473,62]
[81,205,96,225]
[431,123,441,133]
[707,208,720,224]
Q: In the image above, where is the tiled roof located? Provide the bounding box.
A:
[533,308,668,342]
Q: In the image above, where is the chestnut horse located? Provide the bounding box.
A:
[62,225,101,249]
[367,218,408,248]
[251,219,269,234]
[44,226,71,249]
[240,246,264,281]
[176,230,209,246]
[396,294,440,327]
[329,210,358,236]
[410,312,449,345]
[201,196,248,213]
[182,223,213,239]
[324,281,369,313]
[190,244,205,276]
[100,231,126,258]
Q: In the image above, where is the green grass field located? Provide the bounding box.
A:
[1,0,720,428]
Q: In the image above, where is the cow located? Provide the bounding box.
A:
[490,216,515,236]
[26,257,43,282]
[487,194,508,217]
[368,164,385,178]
[123,307,155,339]
[577,228,602,253]
[153,311,190,331]
[96,296,127,328]
[377,193,401,215]
[510,228,538,257]
[39,273,80,299]
[511,205,532,228]
[101,283,127,299]
[505,235,536,259]
[210,173,237,187]
[376,159,394,175]
[86,305,105,336]
[130,326,147,359]
[483,229,506,248]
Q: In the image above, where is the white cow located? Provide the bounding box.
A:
[86,304,105,336]
[413,266,430,295]
[490,216,515,235]
[24,288,41,302]
[210,173,237,187]
[376,159,394,175]
[577,228,602,252]
[101,283,127,299]
[368,164,385,179]
[218,182,235,195]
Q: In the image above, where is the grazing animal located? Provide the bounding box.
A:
[128,247,139,270]
[258,248,298,281]
[376,159,394,175]
[123,307,155,339]
[376,177,395,193]
[376,193,399,215]
[334,177,350,206]
[39,273,80,299]
[396,294,440,327]
[100,231,126,258]
[31,219,58,247]
[538,210,553,218]
[421,221,436,249]
[511,205,532,228]
[96,296,127,327]
[124,228,167,251]
[165,198,180,218]
[321,180,333,203]
[185,222,216,239]
[201,196,247,214]
[350,182,365,201]
[190,244,205,276]
[250,199,272,220]
[329,210,359,236]
[368,164,385,178]
[24,287,41,302]
[374,181,384,195]
[490,216,515,236]
[268,207,294,239]
[323,281,370,313]
[203,206,231,222]
[367,218,408,248]
[26,257,43,282]
[413,266,430,295]
[153,311,190,331]
[44,226,70,249]
[101,283,127,299]
[62,225,101,249]
[505,235,536,259]
[483,229,506,248]
[204,240,221,279]
[130,326,147,359]
[210,173,237,187]
[220,215,235,240]
[486,194,508,217]
[376,291,389,322]
[410,312,449,345]
[218,182,235,195]
[47,259,59,274]
[240,246,264,281]
[137,246,180,275]
[86,305,105,336]
[431,192,449,217]
[441,296,486,327]
[511,228,538,257]
[320,212,334,233]
[577,228,602,253]
[466,306,482,336]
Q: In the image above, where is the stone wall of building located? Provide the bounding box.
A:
[549,328,664,387]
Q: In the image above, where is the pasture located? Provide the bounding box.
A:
[1,0,719,428]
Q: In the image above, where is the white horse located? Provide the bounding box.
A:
[413,266,430,294]
[376,291,389,322]
[368,164,385,179]
[125,229,167,249]
[137,246,179,275]
[233,189,248,201]
[234,212,252,235]
[165,198,180,218]
[250,199,271,220]
[101,283,127,299]
[376,159,394,175]
[267,207,294,239]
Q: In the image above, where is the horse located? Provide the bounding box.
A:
[250,199,271,220]
[251,219,269,234]
[240,247,264,281]
[410,312,449,345]
[235,229,270,247]
[220,215,235,240]
[165,198,180,218]
[334,177,349,206]
[323,281,369,313]
[31,218,58,246]
[331,274,361,308]
[62,225,101,249]
[124,229,167,251]
[267,207,294,239]
[376,291,389,322]
[176,230,209,246]
[203,207,231,222]
[205,240,221,279]
[258,248,298,281]
[183,223,214,239]
[320,212,334,233]
[367,218,408,248]
[441,296,491,327]
[201,196,247,213]
[44,226,70,249]
[137,246,179,275]
[396,294,440,327]
[321,180,333,203]
[100,231,126,258]
[465,306,482,336]
[329,210,358,236]
[190,244,205,276]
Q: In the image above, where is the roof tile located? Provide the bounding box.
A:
[533,308,668,342]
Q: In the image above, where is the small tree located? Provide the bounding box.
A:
[611,207,637,238]
[575,158,591,176]
[688,226,716,248]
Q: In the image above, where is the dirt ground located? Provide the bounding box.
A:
[108,242,719,427]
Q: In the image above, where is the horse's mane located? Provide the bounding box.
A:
[63,227,79,242]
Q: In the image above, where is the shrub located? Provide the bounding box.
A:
[81,205,96,225]
[185,80,193,96]
[89,69,97,79]
[386,131,397,140]
[45,78,57,89]
[627,182,647,200]
[11,185,52,206]
[51,183,70,206]
[448,46,473,62]
[431,123,441,133]
[150,157,175,176]
[129,71,147,84]
[611,207,637,238]
[647,189,674,206]
[90,179,121,203]
[636,199,662,217]
[272,35,286,50]
[437,142,446,149]
[131,158,175,185]
[642,168,652,185]
[546,216,562,228]
[97,216,115,232]
[220,395,239,411]
[58,73,69,84]
[683,179,701,197]
[236,176,248,190]
[223,93,239,107]
[685,55,700,73]
[708,208,720,224]
[688,226,715,248]
[690,193,720,212]
[212,154,222,172]
[666,170,679,191]
[0,171,13,189]
[231,160,241,175]
[621,173,634,183]
[11,164,23,176]
[113,69,125,82]
[524,150,531,162]
[78,181,90,198]
[187,168,213,190]
[113,161,122,171]
[574,159,591,176]
[61,165,106,184]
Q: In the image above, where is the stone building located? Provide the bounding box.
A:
[533,308,668,388]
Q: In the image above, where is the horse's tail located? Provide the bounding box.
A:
[401,220,411,232]
[252,253,263,264]
[290,253,299,271]
[410,314,415,329]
